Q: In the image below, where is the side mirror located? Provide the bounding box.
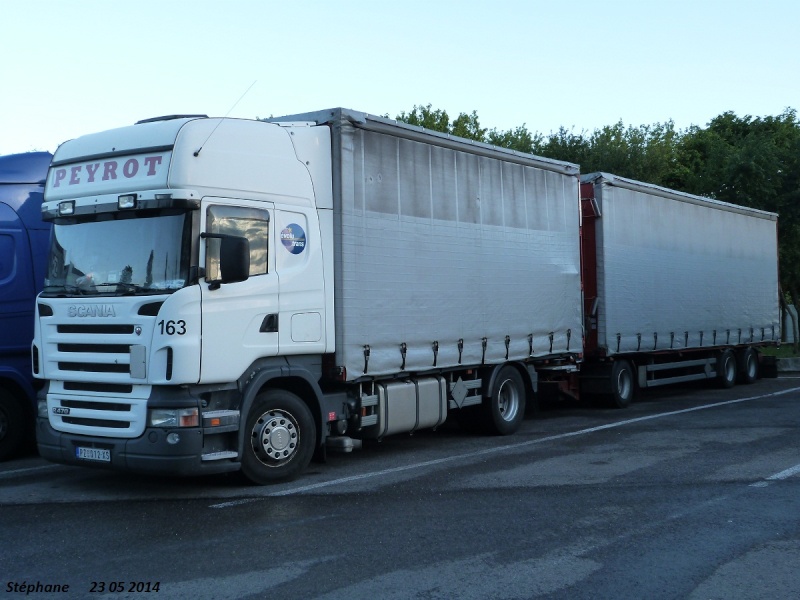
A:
[201,232,250,290]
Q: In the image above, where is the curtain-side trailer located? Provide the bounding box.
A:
[579,172,780,407]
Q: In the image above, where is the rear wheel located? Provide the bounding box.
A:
[609,360,635,408]
[717,349,737,388]
[485,366,526,435]
[737,348,758,384]
[241,389,316,485]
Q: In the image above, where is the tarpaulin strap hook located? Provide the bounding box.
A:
[400,343,407,370]
[363,345,370,374]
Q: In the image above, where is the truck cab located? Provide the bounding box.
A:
[0,151,52,460]
[34,116,334,481]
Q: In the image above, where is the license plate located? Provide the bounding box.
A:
[76,447,111,462]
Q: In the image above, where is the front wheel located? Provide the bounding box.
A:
[485,366,526,435]
[241,389,316,485]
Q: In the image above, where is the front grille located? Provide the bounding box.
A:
[45,306,152,438]
[63,417,131,429]
[58,362,130,373]
[57,324,135,334]
[59,343,131,353]
[61,399,131,412]
[64,382,134,393]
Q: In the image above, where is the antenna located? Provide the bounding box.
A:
[193,80,257,157]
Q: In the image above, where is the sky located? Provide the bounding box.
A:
[1,0,798,155]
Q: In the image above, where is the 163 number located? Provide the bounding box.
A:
[158,320,186,335]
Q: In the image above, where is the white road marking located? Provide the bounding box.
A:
[766,463,800,481]
[209,498,260,509]
[0,464,62,479]
[749,462,800,488]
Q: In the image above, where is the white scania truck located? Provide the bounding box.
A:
[34,109,586,483]
[34,109,780,483]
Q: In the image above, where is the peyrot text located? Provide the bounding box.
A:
[52,155,164,188]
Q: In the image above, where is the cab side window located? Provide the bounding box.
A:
[206,205,269,280]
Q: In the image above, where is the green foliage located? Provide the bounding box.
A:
[395,103,800,296]
[396,104,538,148]
[486,125,542,154]
[396,104,451,133]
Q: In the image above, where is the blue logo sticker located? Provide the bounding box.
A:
[280,223,306,254]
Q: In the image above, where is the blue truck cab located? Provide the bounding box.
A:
[0,151,52,460]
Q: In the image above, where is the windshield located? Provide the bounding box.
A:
[43,212,193,296]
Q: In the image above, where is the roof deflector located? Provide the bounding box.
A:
[135,114,208,125]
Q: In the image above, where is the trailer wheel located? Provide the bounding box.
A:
[737,348,758,384]
[0,391,25,461]
[610,360,635,408]
[717,349,737,388]
[241,389,316,485]
[486,366,526,435]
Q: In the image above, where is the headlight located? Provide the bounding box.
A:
[149,408,199,428]
[38,399,49,418]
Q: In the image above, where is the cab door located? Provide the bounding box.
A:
[199,198,279,383]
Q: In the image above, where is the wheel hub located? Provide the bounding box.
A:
[251,409,299,466]
[497,379,520,422]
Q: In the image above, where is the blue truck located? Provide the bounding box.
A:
[0,151,52,460]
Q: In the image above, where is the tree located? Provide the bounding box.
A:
[396,104,451,133]
[487,124,542,154]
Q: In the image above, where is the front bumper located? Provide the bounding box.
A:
[36,418,239,476]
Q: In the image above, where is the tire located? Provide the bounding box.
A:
[241,389,316,485]
[485,366,526,435]
[0,391,26,462]
[737,348,758,384]
[717,349,737,389]
[610,360,635,409]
